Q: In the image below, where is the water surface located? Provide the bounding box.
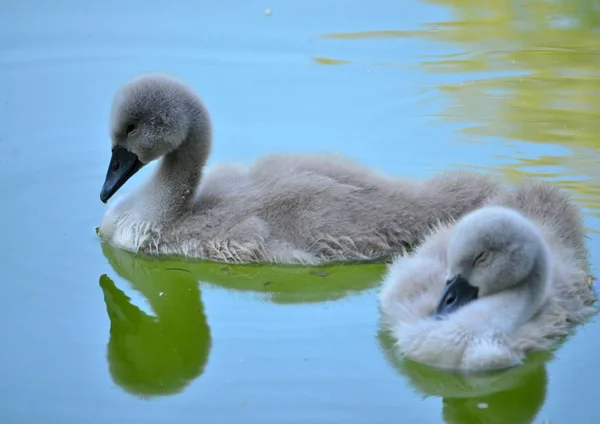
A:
[1,0,598,423]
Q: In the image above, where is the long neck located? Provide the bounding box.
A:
[139,116,211,221]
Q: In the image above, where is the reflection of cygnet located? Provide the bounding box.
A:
[378,327,550,424]
[99,244,211,397]
[98,73,503,264]
[379,180,596,371]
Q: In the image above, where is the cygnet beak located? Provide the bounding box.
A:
[434,274,479,317]
[100,146,144,203]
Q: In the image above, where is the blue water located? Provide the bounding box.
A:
[1,1,598,423]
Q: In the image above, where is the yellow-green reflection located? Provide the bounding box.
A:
[100,243,211,398]
[312,57,351,65]
[416,0,600,218]
[320,0,600,220]
[320,30,416,39]
[101,242,385,306]
[378,328,550,424]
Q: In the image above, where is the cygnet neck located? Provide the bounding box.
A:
[143,117,211,219]
[521,241,552,316]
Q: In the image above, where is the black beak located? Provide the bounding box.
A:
[434,274,479,317]
[100,146,144,203]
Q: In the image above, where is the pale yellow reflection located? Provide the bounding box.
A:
[312,57,351,65]
[320,0,600,220]
[412,0,600,218]
[320,30,416,39]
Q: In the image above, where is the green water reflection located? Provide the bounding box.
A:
[100,243,385,397]
[100,244,211,398]
[379,329,551,424]
[202,262,385,305]
[101,242,385,307]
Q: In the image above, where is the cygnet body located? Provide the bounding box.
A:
[379,180,596,371]
[99,73,503,265]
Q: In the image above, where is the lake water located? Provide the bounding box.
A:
[1,0,599,423]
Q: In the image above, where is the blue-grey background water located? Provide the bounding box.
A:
[1,1,598,423]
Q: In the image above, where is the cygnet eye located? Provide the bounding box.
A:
[473,251,487,266]
[126,123,137,135]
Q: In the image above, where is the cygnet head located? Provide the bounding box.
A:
[435,206,549,317]
[100,73,211,203]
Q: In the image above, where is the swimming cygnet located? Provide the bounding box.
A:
[98,73,502,265]
[379,180,596,371]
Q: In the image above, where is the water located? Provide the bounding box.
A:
[1,0,599,423]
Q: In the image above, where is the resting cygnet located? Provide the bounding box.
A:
[379,180,596,371]
[98,73,502,265]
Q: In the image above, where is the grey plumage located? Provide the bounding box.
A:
[99,73,503,265]
[379,179,596,371]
